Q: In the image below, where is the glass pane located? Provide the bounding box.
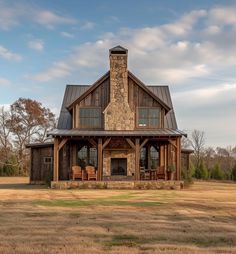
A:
[150,118,159,127]
[138,118,148,126]
[139,108,148,118]
[149,108,159,118]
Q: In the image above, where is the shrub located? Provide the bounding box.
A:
[195,161,208,180]
[211,164,224,180]
[231,164,236,181]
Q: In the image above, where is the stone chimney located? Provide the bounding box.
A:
[104,46,135,130]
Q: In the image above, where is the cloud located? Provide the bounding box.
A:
[80,21,95,30]
[28,39,44,51]
[0,77,11,86]
[32,61,72,81]
[0,45,22,61]
[60,31,74,38]
[33,10,77,29]
[0,1,77,30]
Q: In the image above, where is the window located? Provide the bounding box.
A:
[43,157,52,164]
[80,108,101,128]
[78,146,97,169]
[137,107,160,128]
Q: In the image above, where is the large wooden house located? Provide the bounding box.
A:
[27,46,191,189]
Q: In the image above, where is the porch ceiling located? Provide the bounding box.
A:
[48,129,186,138]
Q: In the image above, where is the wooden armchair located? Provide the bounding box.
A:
[72,165,83,181]
[85,165,97,181]
[156,166,166,180]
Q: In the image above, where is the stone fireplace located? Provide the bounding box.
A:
[111,158,127,176]
[103,149,135,180]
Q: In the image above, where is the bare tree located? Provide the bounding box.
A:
[0,107,12,164]
[7,98,56,174]
[189,129,205,171]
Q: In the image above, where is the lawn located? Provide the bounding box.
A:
[0,177,236,253]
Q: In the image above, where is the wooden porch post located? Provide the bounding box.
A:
[135,138,140,180]
[176,137,181,180]
[53,137,59,181]
[97,138,103,181]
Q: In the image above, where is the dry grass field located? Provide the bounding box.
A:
[0,178,236,254]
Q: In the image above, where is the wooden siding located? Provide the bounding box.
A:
[30,146,53,183]
[128,77,164,128]
[74,77,110,128]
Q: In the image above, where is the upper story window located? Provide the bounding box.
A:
[80,108,101,128]
[137,107,160,128]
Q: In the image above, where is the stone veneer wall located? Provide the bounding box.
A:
[103,150,135,180]
[104,54,135,130]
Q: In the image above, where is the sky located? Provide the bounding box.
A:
[0,0,236,148]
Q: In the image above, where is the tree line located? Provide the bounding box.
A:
[0,98,56,176]
[183,130,236,182]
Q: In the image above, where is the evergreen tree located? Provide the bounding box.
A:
[211,163,224,180]
[231,164,236,181]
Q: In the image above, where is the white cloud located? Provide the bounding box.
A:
[0,77,11,86]
[0,45,22,61]
[32,61,72,81]
[80,21,95,30]
[209,6,236,26]
[0,2,77,30]
[60,31,74,38]
[33,10,77,29]
[28,39,44,51]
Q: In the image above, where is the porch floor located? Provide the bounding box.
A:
[51,180,184,190]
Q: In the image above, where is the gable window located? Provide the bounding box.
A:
[137,107,160,128]
[80,108,101,128]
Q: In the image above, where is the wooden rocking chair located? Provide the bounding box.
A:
[85,165,97,181]
[72,165,83,181]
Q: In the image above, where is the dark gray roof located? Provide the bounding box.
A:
[57,80,178,130]
[57,85,89,129]
[48,129,185,137]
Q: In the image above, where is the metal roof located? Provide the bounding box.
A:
[57,73,178,130]
[48,129,185,137]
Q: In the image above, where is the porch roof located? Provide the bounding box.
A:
[48,129,186,138]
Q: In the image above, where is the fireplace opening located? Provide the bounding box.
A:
[111,158,127,176]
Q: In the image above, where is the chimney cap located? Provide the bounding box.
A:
[109,45,128,55]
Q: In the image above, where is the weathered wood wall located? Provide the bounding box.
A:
[30,145,53,183]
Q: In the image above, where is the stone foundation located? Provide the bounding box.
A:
[51,180,184,190]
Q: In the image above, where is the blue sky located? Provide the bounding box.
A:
[1,0,236,147]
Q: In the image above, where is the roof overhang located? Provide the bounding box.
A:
[48,129,186,138]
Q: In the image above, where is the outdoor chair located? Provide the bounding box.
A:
[85,165,97,181]
[72,165,83,181]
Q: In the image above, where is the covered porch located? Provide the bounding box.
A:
[49,129,184,184]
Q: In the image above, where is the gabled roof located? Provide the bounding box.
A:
[67,71,109,111]
[67,71,171,112]
[128,71,171,112]
[109,45,128,54]
[57,84,178,130]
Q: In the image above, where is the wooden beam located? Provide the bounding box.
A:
[97,138,103,181]
[126,138,135,150]
[58,138,68,151]
[140,138,148,150]
[135,138,140,180]
[168,139,177,149]
[53,138,59,181]
[102,137,111,150]
[87,138,97,148]
[176,137,181,181]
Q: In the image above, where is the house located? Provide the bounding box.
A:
[27,46,192,189]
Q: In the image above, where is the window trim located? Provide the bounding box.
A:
[43,157,53,164]
[136,107,161,129]
[79,106,102,129]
